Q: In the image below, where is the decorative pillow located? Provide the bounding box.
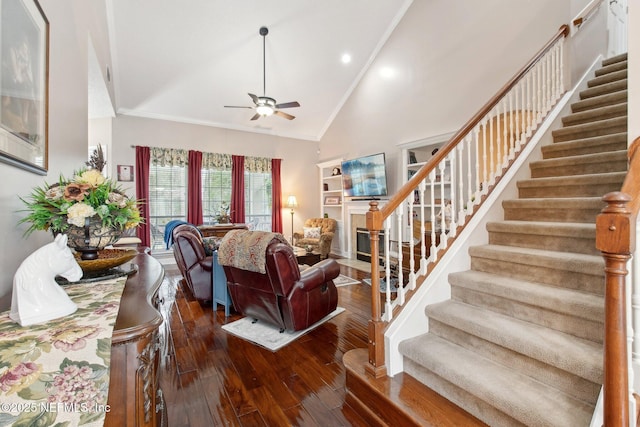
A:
[303,227,322,239]
[202,237,221,256]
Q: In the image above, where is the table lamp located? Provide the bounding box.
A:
[286,195,298,244]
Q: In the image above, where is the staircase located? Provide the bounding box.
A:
[398,53,628,426]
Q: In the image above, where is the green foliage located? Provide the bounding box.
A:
[19,168,142,236]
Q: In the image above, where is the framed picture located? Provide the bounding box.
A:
[0,0,49,175]
[117,165,134,182]
[324,196,340,205]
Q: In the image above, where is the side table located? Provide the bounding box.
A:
[293,247,322,266]
[212,251,232,316]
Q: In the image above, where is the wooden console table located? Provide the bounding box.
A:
[198,223,247,238]
[106,252,165,426]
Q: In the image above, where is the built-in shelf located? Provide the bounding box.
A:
[317,159,346,257]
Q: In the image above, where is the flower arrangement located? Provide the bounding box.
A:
[19,168,142,236]
[215,201,231,224]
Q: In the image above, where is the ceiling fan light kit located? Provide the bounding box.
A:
[224,27,300,121]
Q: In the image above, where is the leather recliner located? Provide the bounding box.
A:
[173,225,213,302]
[219,231,339,332]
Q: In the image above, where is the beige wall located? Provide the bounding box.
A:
[0,0,109,298]
[319,0,589,193]
[0,0,632,302]
[110,115,319,238]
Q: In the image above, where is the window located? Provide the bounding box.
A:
[244,171,272,231]
[148,164,187,250]
[201,168,232,225]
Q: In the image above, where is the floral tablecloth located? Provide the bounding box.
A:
[0,277,126,426]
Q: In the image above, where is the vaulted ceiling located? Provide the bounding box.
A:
[97,0,413,141]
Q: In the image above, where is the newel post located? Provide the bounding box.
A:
[596,191,635,427]
[365,201,387,378]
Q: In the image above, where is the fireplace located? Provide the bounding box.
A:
[356,227,385,262]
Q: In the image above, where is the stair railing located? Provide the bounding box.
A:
[596,136,640,427]
[363,24,570,378]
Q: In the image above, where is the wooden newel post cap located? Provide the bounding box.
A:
[596,191,634,254]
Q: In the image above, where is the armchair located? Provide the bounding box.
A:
[218,230,339,331]
[293,218,337,259]
[173,225,213,302]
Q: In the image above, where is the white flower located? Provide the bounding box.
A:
[75,169,105,187]
[108,192,128,208]
[67,202,96,227]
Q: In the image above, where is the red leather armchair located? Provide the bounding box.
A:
[219,230,339,332]
[173,225,213,302]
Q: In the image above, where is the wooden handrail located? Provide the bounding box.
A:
[363,24,571,378]
[573,0,605,29]
[597,136,640,426]
[372,24,570,227]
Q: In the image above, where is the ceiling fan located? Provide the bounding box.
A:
[224,27,300,121]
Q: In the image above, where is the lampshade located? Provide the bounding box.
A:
[256,104,274,116]
[286,195,298,209]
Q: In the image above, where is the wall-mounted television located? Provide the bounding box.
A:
[341,153,388,199]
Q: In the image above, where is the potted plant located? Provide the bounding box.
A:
[19,168,143,260]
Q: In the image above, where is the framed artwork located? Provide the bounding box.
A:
[324,196,340,205]
[0,0,49,175]
[117,165,134,182]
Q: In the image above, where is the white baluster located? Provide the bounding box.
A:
[396,205,405,305]
[418,178,427,275]
[457,142,465,227]
[383,216,393,321]
[429,169,437,263]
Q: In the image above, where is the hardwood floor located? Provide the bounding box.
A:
[157,262,484,426]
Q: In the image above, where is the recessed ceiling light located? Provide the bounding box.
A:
[341,53,352,64]
[379,67,396,79]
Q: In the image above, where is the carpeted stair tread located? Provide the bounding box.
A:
[516,171,626,198]
[541,132,627,159]
[571,90,627,112]
[601,52,627,66]
[502,196,605,224]
[400,334,595,427]
[579,78,627,100]
[449,270,603,323]
[562,102,627,126]
[586,69,627,88]
[425,300,602,383]
[394,54,628,426]
[529,149,627,178]
[502,197,604,223]
[487,220,598,254]
[469,244,603,277]
[551,116,627,142]
[595,59,627,77]
[469,244,604,293]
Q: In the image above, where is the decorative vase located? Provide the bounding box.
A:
[63,217,122,260]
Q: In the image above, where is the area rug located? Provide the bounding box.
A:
[336,258,371,273]
[221,307,345,351]
[333,274,360,287]
[363,277,400,293]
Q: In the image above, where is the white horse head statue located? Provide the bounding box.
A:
[10,234,83,326]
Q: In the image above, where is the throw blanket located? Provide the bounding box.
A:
[218,230,289,274]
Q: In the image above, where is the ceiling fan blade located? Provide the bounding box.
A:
[274,110,295,120]
[248,93,260,104]
[250,113,261,121]
[275,101,300,109]
[224,105,254,109]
